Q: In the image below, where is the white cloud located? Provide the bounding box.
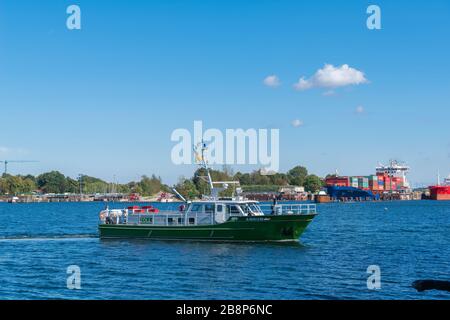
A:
[294,64,368,91]
[355,105,365,114]
[263,75,281,87]
[291,119,304,128]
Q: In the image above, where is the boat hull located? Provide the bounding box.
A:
[429,186,450,201]
[98,214,316,242]
[315,195,331,203]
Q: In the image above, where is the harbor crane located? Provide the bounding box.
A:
[0,160,39,175]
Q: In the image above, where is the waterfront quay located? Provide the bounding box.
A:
[0,193,143,203]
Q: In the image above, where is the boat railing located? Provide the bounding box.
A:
[259,203,317,215]
[101,210,216,227]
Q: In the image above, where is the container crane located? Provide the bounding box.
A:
[0,160,39,175]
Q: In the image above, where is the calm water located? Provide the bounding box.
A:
[0,200,449,300]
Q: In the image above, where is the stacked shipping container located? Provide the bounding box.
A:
[325,174,405,192]
[369,175,381,191]
[325,177,349,187]
[350,177,359,188]
[358,177,369,189]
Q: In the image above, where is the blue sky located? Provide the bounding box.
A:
[0,0,449,186]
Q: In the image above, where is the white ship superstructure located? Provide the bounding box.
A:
[376,160,410,189]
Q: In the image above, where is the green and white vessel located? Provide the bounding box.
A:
[98,145,317,242]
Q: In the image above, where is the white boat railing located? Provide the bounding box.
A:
[101,211,216,227]
[259,203,317,215]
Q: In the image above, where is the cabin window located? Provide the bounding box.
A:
[250,204,262,214]
[240,204,252,214]
[168,217,174,224]
[204,204,215,213]
[217,205,223,212]
[188,218,196,225]
[227,205,241,215]
[190,204,203,213]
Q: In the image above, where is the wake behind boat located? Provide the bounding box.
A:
[98,144,317,242]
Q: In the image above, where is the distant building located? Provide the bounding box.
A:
[279,186,305,193]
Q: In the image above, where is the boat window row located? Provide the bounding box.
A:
[188,203,262,215]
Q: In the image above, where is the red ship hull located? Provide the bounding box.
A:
[429,186,450,200]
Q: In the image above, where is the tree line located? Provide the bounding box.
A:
[0,171,167,196]
[174,165,324,200]
[0,165,324,198]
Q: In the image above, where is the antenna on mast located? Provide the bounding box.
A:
[193,141,214,190]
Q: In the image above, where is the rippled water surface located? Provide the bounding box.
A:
[0,201,449,299]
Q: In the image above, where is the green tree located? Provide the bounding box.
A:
[288,166,308,186]
[0,174,37,195]
[269,173,289,186]
[236,173,252,185]
[250,170,270,185]
[66,177,80,193]
[36,171,68,193]
[21,177,37,193]
[79,175,106,193]
[192,168,210,196]
[175,177,200,200]
[22,174,37,184]
[138,175,164,196]
[193,168,235,197]
[117,183,131,194]
[303,175,323,193]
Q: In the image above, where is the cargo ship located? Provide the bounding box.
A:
[429,175,450,201]
[322,160,412,201]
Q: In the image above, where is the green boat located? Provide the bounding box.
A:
[99,200,316,242]
[98,144,317,242]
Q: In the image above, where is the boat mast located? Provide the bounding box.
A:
[195,141,214,190]
[172,188,187,202]
[194,142,240,199]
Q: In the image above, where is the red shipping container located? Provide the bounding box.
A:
[325,177,349,187]
[369,181,379,190]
